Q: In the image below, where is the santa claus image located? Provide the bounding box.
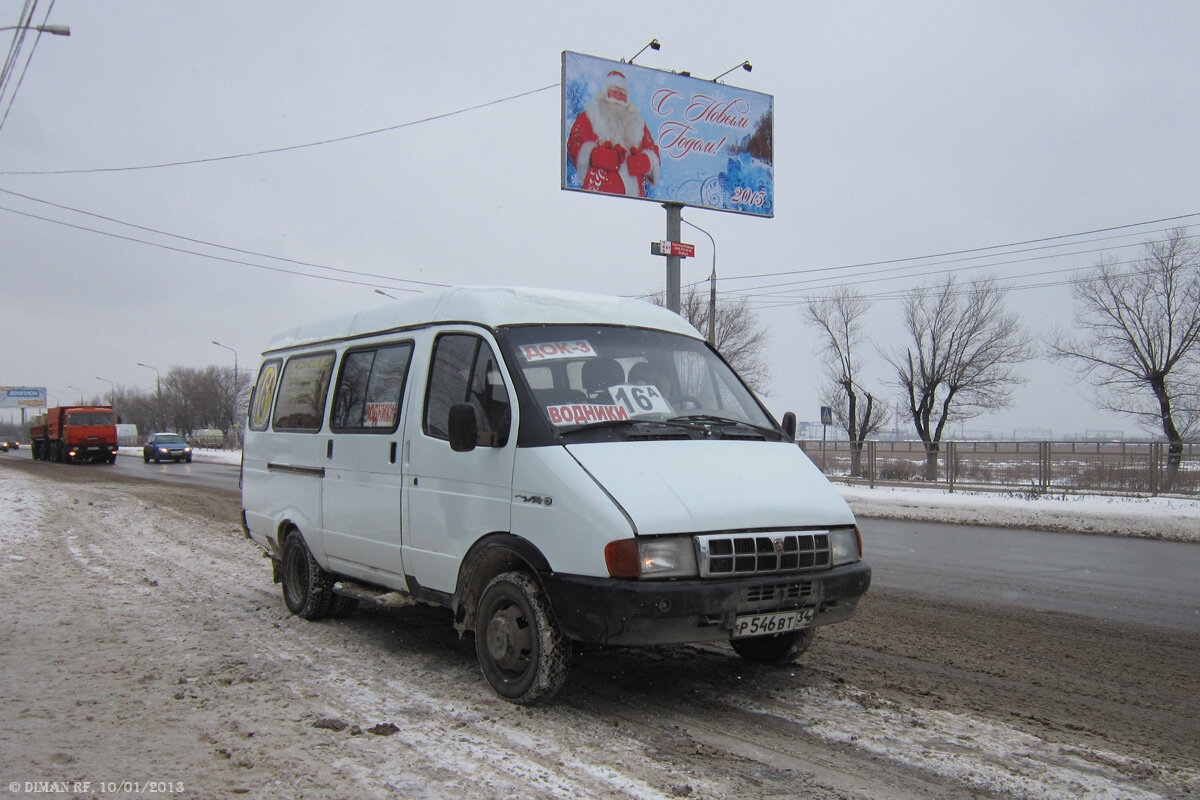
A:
[567,70,660,198]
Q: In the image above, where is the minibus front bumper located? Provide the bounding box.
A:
[540,560,871,646]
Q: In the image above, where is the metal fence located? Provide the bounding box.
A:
[798,440,1200,496]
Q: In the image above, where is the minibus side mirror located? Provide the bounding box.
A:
[448,403,478,452]
[781,411,797,442]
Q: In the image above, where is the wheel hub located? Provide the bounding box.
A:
[485,607,528,672]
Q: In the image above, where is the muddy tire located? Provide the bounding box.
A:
[280,531,334,620]
[475,571,569,705]
[730,627,816,665]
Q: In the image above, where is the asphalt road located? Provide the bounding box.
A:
[4,448,1197,632]
[0,447,242,492]
[862,517,1200,632]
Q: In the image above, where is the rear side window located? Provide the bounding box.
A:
[248,359,282,432]
[273,352,335,432]
[423,334,511,447]
[330,343,413,432]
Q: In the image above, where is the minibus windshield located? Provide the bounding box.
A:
[502,325,777,437]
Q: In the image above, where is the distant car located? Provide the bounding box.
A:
[0,438,18,451]
[143,432,192,463]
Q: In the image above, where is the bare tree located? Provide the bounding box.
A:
[885,275,1034,480]
[652,286,769,392]
[805,287,889,475]
[1049,228,1200,490]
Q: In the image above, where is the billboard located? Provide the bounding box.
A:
[562,51,774,217]
[1,386,47,408]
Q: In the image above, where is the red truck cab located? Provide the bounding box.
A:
[30,406,119,464]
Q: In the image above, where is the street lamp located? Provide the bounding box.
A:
[682,217,717,345]
[0,24,70,35]
[137,362,161,430]
[67,385,83,404]
[96,376,115,405]
[211,340,238,378]
[374,288,398,300]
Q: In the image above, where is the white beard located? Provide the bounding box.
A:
[586,96,646,148]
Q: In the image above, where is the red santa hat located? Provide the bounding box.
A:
[604,70,630,99]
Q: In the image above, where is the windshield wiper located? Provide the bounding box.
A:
[667,415,782,439]
[562,417,700,435]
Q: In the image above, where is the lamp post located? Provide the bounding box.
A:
[138,362,161,431]
[96,376,115,405]
[682,217,717,345]
[211,341,238,378]
[374,288,398,300]
[67,385,83,404]
[0,24,70,35]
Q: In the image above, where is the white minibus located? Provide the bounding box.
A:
[241,286,870,704]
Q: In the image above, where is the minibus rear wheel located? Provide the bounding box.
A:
[730,627,815,665]
[475,572,569,705]
[280,530,334,620]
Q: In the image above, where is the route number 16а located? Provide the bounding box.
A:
[609,384,671,416]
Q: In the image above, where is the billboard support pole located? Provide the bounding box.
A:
[664,202,682,313]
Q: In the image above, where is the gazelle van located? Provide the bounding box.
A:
[241,286,870,704]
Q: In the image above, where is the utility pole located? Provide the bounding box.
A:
[664,203,682,313]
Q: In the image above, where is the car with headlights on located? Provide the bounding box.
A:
[143,432,192,463]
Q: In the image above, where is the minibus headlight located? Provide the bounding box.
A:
[605,537,698,579]
[830,526,861,566]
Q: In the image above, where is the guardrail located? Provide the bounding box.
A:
[798,440,1200,496]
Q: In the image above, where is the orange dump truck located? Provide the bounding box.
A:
[29,406,119,464]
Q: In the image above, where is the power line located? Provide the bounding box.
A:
[0,186,447,288]
[0,82,560,175]
[712,212,1200,286]
[0,204,430,292]
[0,1,36,111]
[0,0,54,135]
[743,253,1170,309]
[725,229,1200,300]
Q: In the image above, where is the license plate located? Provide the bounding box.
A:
[732,608,815,638]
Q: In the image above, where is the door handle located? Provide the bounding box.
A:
[389,442,397,464]
[326,439,333,459]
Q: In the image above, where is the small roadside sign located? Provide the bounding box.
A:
[650,241,696,258]
[820,406,833,426]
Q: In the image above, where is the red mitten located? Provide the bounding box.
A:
[590,142,620,171]
[627,151,651,176]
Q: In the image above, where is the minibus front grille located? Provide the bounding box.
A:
[695,531,832,577]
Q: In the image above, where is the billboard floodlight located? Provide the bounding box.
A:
[627,39,660,64]
[713,61,752,82]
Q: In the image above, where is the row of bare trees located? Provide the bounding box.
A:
[104,365,250,442]
[804,228,1200,490]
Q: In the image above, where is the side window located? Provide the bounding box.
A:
[248,359,281,432]
[330,343,413,432]
[273,352,336,432]
[423,334,511,447]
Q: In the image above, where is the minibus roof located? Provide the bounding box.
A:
[264,286,703,353]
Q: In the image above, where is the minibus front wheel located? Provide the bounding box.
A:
[475,572,570,705]
[280,530,335,620]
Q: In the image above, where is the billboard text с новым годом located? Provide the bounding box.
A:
[562,51,773,218]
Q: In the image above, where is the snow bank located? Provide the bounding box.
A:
[838,483,1200,543]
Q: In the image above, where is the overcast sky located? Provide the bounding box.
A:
[3,1,1198,439]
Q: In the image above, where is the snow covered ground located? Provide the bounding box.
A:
[2,464,1194,800]
[838,483,1200,543]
